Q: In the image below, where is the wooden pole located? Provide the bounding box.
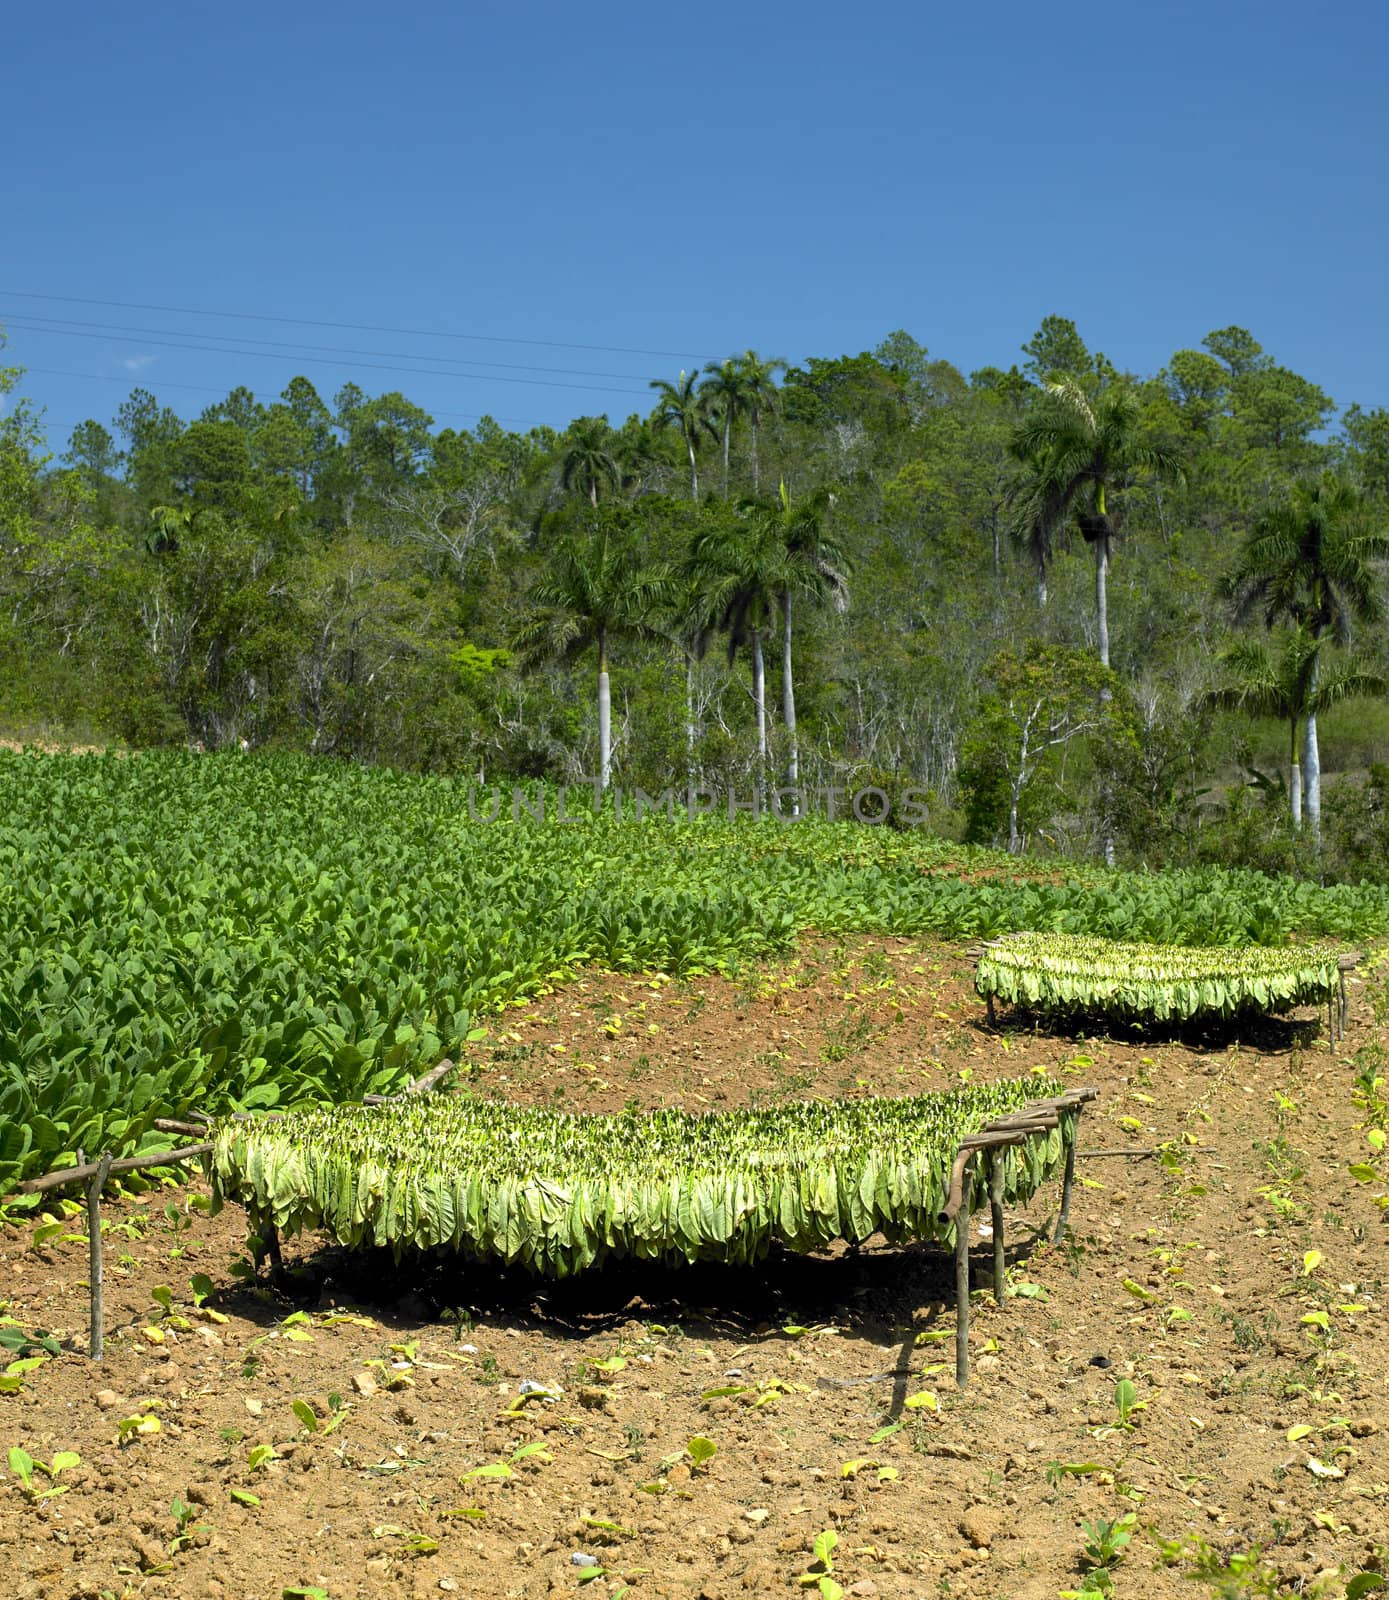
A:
[1053,1109,1080,1244]
[954,1154,973,1389]
[16,1142,211,1195]
[86,1153,113,1361]
[989,1151,1006,1307]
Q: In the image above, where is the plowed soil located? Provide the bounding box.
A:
[2,936,1386,1600]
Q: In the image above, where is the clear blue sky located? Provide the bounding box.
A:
[5,0,1387,454]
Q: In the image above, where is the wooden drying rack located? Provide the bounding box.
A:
[937,1086,1098,1387]
[13,1060,1091,1385]
[973,934,1361,1052]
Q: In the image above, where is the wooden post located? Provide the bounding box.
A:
[954,1154,973,1389]
[989,1151,1006,1306]
[1053,1110,1080,1244]
[252,1221,283,1278]
[86,1153,113,1360]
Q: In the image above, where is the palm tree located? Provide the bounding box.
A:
[665,574,718,780]
[1228,472,1389,834]
[685,506,798,788]
[650,370,716,499]
[513,521,670,788]
[558,416,620,507]
[1194,629,1386,828]
[699,359,748,496]
[734,351,786,494]
[751,481,848,801]
[1007,378,1181,648]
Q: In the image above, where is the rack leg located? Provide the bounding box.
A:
[87,1153,113,1360]
[954,1158,973,1389]
[989,1151,1006,1307]
[1054,1112,1080,1244]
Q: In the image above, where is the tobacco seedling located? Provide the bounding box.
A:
[798,1528,842,1599]
[168,1496,208,1553]
[687,1436,717,1474]
[1060,1512,1138,1595]
[116,1404,163,1443]
[8,1446,80,1502]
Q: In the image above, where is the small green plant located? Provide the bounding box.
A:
[686,1436,716,1474]
[1083,1513,1136,1569]
[168,1495,208,1554]
[8,1446,80,1502]
[798,1528,842,1599]
[1046,1460,1106,1493]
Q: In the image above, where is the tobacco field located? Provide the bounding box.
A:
[6,749,1389,1195]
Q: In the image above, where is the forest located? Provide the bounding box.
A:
[5,314,1389,879]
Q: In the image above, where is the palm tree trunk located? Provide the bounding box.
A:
[781,588,798,812]
[1304,650,1321,839]
[1037,567,1048,608]
[686,433,699,499]
[751,626,767,798]
[685,649,697,772]
[750,413,760,495]
[1095,537,1110,670]
[1289,718,1303,829]
[1096,535,1114,866]
[597,628,612,791]
[1304,713,1321,839]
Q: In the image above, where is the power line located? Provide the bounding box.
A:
[18,367,548,430]
[2,320,655,398]
[0,287,707,363]
[5,312,659,384]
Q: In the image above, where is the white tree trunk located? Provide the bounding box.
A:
[752,627,767,793]
[1096,537,1114,866]
[781,590,798,811]
[1095,538,1110,670]
[685,651,697,777]
[598,666,612,791]
[1304,711,1321,839]
[1290,757,1303,829]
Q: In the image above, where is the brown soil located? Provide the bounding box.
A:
[2,935,1387,1600]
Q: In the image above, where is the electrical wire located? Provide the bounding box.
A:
[0,287,707,362]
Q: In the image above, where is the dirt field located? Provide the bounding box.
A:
[2,936,1386,1600]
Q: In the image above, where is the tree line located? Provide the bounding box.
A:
[4,314,1389,876]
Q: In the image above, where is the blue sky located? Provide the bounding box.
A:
[5,1,1387,453]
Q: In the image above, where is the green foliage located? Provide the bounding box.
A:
[976,933,1340,1022]
[209,1079,1064,1273]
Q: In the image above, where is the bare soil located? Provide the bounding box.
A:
[2,935,1387,1600]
